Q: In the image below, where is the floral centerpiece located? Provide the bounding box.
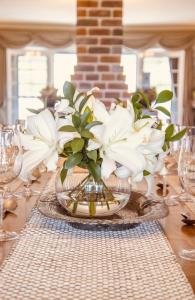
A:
[19,81,185,217]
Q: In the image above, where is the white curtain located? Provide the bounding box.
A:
[0,24,75,109]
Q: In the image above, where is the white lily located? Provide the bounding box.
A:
[132,119,165,195]
[74,87,100,113]
[20,109,58,181]
[55,86,99,117]
[87,100,146,179]
[55,99,75,115]
[89,101,165,195]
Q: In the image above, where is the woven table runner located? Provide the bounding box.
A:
[0,181,195,299]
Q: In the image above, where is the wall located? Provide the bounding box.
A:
[72,0,129,104]
[0,0,76,24]
[0,0,195,25]
[124,0,195,25]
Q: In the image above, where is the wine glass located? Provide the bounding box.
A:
[159,125,184,205]
[162,125,194,205]
[178,135,195,261]
[0,127,23,241]
[14,119,41,198]
[176,127,195,202]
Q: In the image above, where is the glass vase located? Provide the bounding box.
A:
[55,169,131,218]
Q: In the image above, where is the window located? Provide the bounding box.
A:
[54,53,77,95]
[143,52,172,120]
[121,46,185,123]
[143,56,172,91]
[18,54,47,120]
[7,45,77,123]
[121,48,137,93]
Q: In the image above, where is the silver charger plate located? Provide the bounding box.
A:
[38,191,169,231]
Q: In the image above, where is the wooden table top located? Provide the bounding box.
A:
[0,172,195,293]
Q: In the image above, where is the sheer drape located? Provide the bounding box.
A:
[183,47,193,125]
[124,28,195,124]
[0,47,6,106]
[0,23,75,109]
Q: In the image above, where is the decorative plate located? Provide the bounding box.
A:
[38,191,169,230]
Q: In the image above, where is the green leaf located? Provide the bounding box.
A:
[143,170,150,176]
[74,92,84,103]
[87,150,97,162]
[142,115,152,119]
[81,129,94,139]
[79,94,92,113]
[72,113,81,128]
[84,106,93,123]
[85,121,102,130]
[64,153,83,169]
[138,92,150,109]
[60,168,68,184]
[169,128,186,142]
[63,141,71,148]
[156,90,173,103]
[162,141,169,152]
[88,161,101,182]
[135,102,143,109]
[27,108,44,114]
[59,125,77,132]
[165,124,174,140]
[156,120,163,130]
[71,138,85,154]
[131,93,140,105]
[80,110,91,127]
[116,98,124,107]
[155,106,171,117]
[63,81,75,105]
[63,147,72,156]
[78,161,87,169]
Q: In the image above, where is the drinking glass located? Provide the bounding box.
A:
[178,135,195,261]
[177,127,195,202]
[0,127,23,241]
[162,126,195,205]
[159,125,184,205]
[14,119,41,198]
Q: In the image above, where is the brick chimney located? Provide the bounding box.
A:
[71,0,129,105]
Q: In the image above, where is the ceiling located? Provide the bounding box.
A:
[0,0,194,25]
[0,0,76,24]
[124,0,195,25]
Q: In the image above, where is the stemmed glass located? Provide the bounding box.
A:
[162,125,195,205]
[178,134,195,261]
[177,126,195,202]
[14,119,41,198]
[0,127,23,241]
[159,125,184,205]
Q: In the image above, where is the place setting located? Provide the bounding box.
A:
[0,0,195,298]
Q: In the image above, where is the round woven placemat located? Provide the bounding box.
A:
[38,185,169,230]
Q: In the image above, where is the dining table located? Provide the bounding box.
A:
[0,170,195,299]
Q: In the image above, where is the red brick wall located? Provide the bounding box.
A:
[72,0,129,105]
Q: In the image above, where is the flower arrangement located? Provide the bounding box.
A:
[20,81,185,196]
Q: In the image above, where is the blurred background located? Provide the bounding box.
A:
[0,0,194,125]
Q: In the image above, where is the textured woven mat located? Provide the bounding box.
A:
[0,174,195,300]
[0,211,195,300]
